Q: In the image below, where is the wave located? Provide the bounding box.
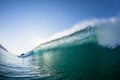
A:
[1,17,120,80]
[35,17,120,50]
[0,44,8,52]
[32,17,120,80]
[0,47,52,80]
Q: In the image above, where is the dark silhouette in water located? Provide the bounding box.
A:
[18,50,33,58]
[21,53,24,56]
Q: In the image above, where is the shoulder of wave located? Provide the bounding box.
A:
[0,44,8,52]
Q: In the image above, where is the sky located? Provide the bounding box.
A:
[0,0,120,55]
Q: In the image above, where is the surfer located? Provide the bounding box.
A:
[21,53,24,56]
[18,50,33,58]
[18,53,24,58]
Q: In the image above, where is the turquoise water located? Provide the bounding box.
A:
[31,23,120,80]
[0,20,120,80]
[32,42,120,80]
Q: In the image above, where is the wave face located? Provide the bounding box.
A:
[0,47,52,80]
[31,18,120,80]
[0,17,120,80]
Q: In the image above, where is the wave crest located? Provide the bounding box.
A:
[35,17,120,50]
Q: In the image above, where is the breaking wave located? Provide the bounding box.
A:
[35,17,120,50]
[0,17,120,80]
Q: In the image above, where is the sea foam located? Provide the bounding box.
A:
[37,17,120,49]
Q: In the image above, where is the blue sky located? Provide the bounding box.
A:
[0,0,120,55]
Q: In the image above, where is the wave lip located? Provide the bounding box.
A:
[35,17,120,50]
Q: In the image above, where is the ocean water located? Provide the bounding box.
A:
[0,18,120,80]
